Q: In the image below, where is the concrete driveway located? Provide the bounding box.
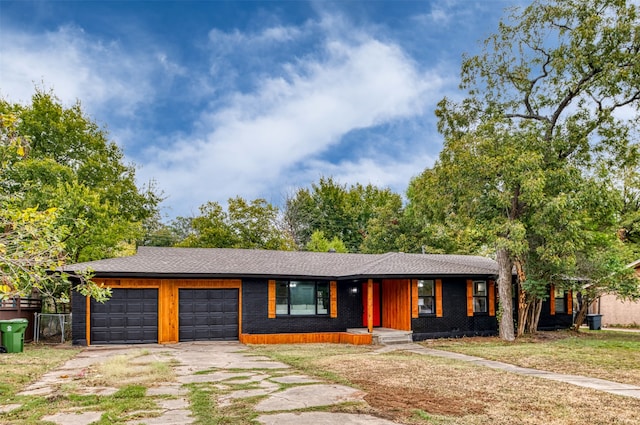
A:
[9,342,395,425]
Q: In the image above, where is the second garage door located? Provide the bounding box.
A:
[179,289,239,341]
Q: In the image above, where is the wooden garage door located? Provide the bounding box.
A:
[179,289,238,341]
[90,288,158,344]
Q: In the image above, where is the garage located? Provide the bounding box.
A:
[90,288,158,344]
[179,289,239,341]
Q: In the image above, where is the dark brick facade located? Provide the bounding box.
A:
[71,288,87,346]
[411,277,498,341]
[538,298,573,330]
[241,278,364,334]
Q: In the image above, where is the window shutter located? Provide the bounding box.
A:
[268,280,276,319]
[488,280,496,317]
[466,280,473,317]
[549,285,556,316]
[435,279,443,317]
[411,279,419,318]
[567,290,573,314]
[330,281,338,318]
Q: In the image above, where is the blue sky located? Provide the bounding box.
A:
[1,0,521,219]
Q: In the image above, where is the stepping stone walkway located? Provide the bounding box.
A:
[1,342,386,425]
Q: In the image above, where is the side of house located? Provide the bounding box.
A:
[587,260,640,327]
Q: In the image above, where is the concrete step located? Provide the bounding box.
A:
[346,327,413,345]
[376,338,413,345]
[374,334,413,345]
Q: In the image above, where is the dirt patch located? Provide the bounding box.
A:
[316,352,493,421]
[355,381,486,417]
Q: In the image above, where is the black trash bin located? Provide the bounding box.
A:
[586,314,602,331]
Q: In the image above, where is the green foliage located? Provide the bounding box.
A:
[177,197,295,250]
[0,200,109,305]
[284,176,402,252]
[306,230,348,253]
[0,90,158,305]
[0,90,161,263]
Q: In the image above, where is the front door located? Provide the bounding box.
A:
[362,282,381,327]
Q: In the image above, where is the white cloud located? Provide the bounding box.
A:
[300,152,437,196]
[139,34,442,216]
[0,25,155,116]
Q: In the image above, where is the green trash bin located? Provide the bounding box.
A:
[0,318,29,353]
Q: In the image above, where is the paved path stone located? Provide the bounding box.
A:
[254,384,366,411]
[41,411,103,425]
[177,370,248,384]
[256,412,398,424]
[126,409,193,425]
[270,375,321,384]
[157,398,189,410]
[74,386,119,396]
[218,388,276,407]
[146,384,188,396]
[0,404,21,414]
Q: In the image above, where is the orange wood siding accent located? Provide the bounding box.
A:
[85,296,91,346]
[411,279,419,319]
[466,280,474,317]
[268,280,276,319]
[381,279,412,331]
[567,290,573,314]
[435,279,443,318]
[330,281,337,318]
[550,285,556,315]
[488,280,496,317]
[367,279,374,333]
[239,332,372,345]
[88,278,242,344]
[159,281,177,343]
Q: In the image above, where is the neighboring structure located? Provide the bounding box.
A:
[64,247,571,345]
[588,260,640,327]
[0,297,41,342]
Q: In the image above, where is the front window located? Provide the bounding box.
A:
[417,279,435,315]
[473,280,488,313]
[276,280,329,315]
[554,287,566,313]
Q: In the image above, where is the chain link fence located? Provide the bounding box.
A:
[34,313,72,343]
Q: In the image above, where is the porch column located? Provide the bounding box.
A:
[367,279,374,333]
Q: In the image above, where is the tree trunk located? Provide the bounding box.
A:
[573,294,596,330]
[514,259,528,337]
[527,299,542,334]
[496,248,515,341]
[517,299,530,337]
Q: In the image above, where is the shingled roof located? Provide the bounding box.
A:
[63,246,498,279]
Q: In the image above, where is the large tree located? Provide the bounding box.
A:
[0,91,161,262]
[1,113,109,307]
[410,0,640,340]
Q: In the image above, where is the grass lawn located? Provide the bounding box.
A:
[0,344,174,425]
[3,332,640,425]
[251,330,640,425]
[0,343,81,398]
[425,329,640,386]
